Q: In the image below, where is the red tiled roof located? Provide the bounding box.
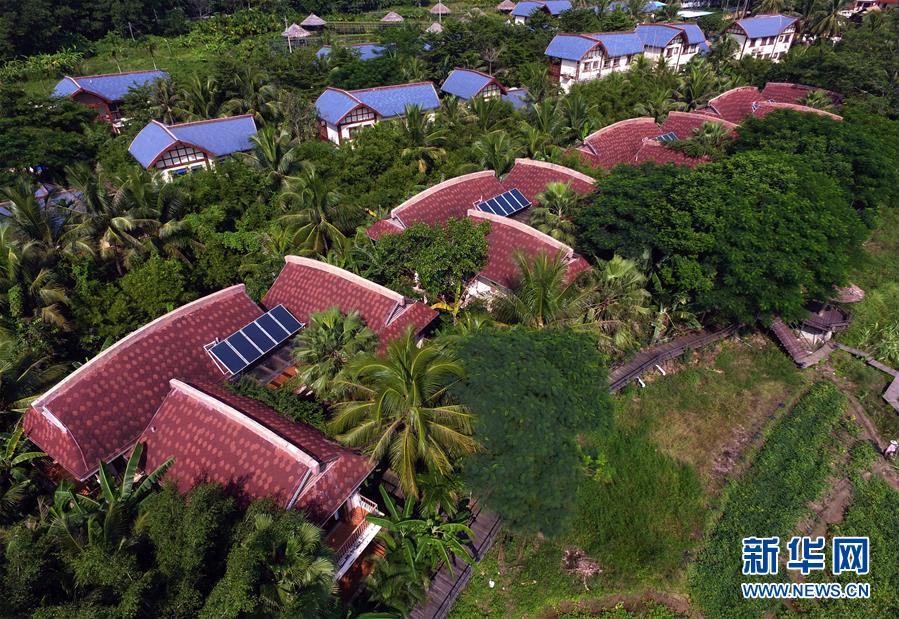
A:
[761,82,840,105]
[500,158,595,203]
[390,171,506,227]
[705,86,763,124]
[579,118,660,168]
[262,257,438,349]
[24,286,263,481]
[366,218,404,240]
[659,111,738,140]
[467,209,587,289]
[634,139,706,167]
[140,381,372,524]
[750,101,843,121]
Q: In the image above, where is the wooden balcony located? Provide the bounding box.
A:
[326,495,382,580]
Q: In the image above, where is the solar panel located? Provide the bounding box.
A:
[657,131,678,142]
[209,304,304,376]
[475,188,531,217]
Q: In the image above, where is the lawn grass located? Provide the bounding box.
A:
[688,382,848,619]
[451,339,808,618]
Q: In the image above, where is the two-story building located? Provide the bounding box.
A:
[545,31,645,92]
[51,69,168,132]
[635,23,708,68]
[128,115,258,181]
[726,14,798,61]
[314,82,440,145]
[510,1,572,24]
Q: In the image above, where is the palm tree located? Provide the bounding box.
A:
[0,179,86,265]
[757,0,786,12]
[518,122,552,160]
[238,126,305,190]
[179,73,220,119]
[0,336,67,412]
[224,67,278,125]
[530,99,564,141]
[468,96,504,132]
[365,550,429,617]
[49,442,173,551]
[292,308,378,399]
[674,121,732,158]
[278,166,355,256]
[583,255,651,351]
[401,105,447,173]
[625,0,646,19]
[1,421,45,524]
[0,240,73,329]
[811,0,852,39]
[473,130,520,175]
[801,89,834,110]
[529,182,579,246]
[119,170,194,262]
[331,331,477,498]
[401,57,427,82]
[491,251,597,329]
[149,78,182,124]
[562,89,598,141]
[793,0,821,38]
[707,35,739,68]
[519,62,555,103]
[436,95,470,130]
[634,87,686,123]
[676,61,719,110]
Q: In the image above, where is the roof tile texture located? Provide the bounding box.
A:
[706,86,763,124]
[580,118,660,168]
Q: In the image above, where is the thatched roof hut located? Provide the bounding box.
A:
[381,11,405,22]
[281,23,311,39]
[426,22,445,33]
[301,14,326,29]
[430,2,451,15]
[496,0,516,12]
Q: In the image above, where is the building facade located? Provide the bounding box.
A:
[52,70,168,132]
[545,32,645,92]
[726,14,797,61]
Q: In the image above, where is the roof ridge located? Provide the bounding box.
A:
[150,119,179,141]
[391,170,498,222]
[282,256,405,304]
[349,81,434,94]
[167,114,256,128]
[468,209,575,257]
[324,86,365,106]
[33,285,254,409]
[583,117,659,143]
[508,158,596,186]
[452,67,495,79]
[70,68,166,80]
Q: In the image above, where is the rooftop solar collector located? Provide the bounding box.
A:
[209,304,303,376]
[476,188,531,217]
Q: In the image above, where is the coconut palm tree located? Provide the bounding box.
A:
[401,57,428,82]
[1,421,46,524]
[118,170,194,262]
[278,166,356,257]
[436,95,470,131]
[331,331,477,498]
[468,95,505,132]
[674,121,733,158]
[529,182,579,246]
[562,89,598,141]
[179,73,220,119]
[473,130,520,175]
[757,0,786,12]
[0,336,67,412]
[519,61,554,102]
[238,125,305,191]
[223,67,278,125]
[793,0,821,38]
[491,251,598,329]
[518,122,552,160]
[0,239,73,329]
[582,255,651,351]
[0,179,86,265]
[801,89,834,110]
[634,87,686,123]
[292,308,378,399]
[149,78,182,124]
[811,0,852,39]
[49,442,173,551]
[401,105,447,173]
[625,0,647,19]
[676,61,719,110]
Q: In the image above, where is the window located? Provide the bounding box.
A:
[155,145,205,169]
[342,106,375,124]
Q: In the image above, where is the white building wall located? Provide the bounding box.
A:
[730,28,794,61]
[557,52,637,93]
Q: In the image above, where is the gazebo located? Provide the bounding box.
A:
[496,0,516,12]
[281,24,311,52]
[381,11,405,23]
[301,13,327,30]
[426,22,445,33]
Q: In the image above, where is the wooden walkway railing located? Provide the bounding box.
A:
[410,503,501,619]
[833,343,899,413]
[608,325,738,392]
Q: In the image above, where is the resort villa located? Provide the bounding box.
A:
[510,1,572,24]
[127,115,258,180]
[315,82,441,144]
[725,14,798,61]
[51,69,168,132]
[23,257,438,583]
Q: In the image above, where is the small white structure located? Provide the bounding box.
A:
[726,14,797,61]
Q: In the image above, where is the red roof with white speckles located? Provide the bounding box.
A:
[705,86,764,124]
[750,101,843,121]
[468,209,589,289]
[262,256,437,349]
[366,218,403,240]
[659,111,738,140]
[578,118,661,169]
[500,158,595,203]
[761,82,840,105]
[24,285,264,481]
[140,381,372,524]
[391,171,506,227]
[634,140,706,168]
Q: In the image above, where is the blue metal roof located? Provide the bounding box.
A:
[128,116,257,169]
[607,1,664,12]
[545,34,601,61]
[316,83,440,125]
[52,70,169,102]
[511,1,570,17]
[544,0,572,14]
[673,23,706,45]
[316,43,386,61]
[441,69,496,100]
[503,88,530,110]
[734,14,798,38]
[590,32,645,57]
[635,24,683,48]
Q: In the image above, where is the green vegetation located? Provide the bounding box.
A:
[689,383,848,618]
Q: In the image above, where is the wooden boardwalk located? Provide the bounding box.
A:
[833,343,899,413]
[608,325,738,392]
[410,503,501,619]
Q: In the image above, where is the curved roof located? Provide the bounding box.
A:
[24,285,264,480]
[732,14,798,38]
[512,0,571,16]
[660,111,738,139]
[635,24,685,48]
[578,117,660,168]
[52,70,168,102]
[545,31,644,60]
[751,101,843,121]
[761,82,840,105]
[128,115,257,169]
[501,158,595,203]
[441,68,504,100]
[706,86,764,123]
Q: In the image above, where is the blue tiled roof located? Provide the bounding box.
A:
[128,116,257,169]
[511,1,570,17]
[52,70,168,102]
[316,43,386,61]
[545,34,601,61]
[316,83,440,125]
[673,23,707,45]
[502,88,530,110]
[734,14,798,38]
[441,69,496,100]
[635,24,683,48]
[590,32,645,57]
[544,0,572,14]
